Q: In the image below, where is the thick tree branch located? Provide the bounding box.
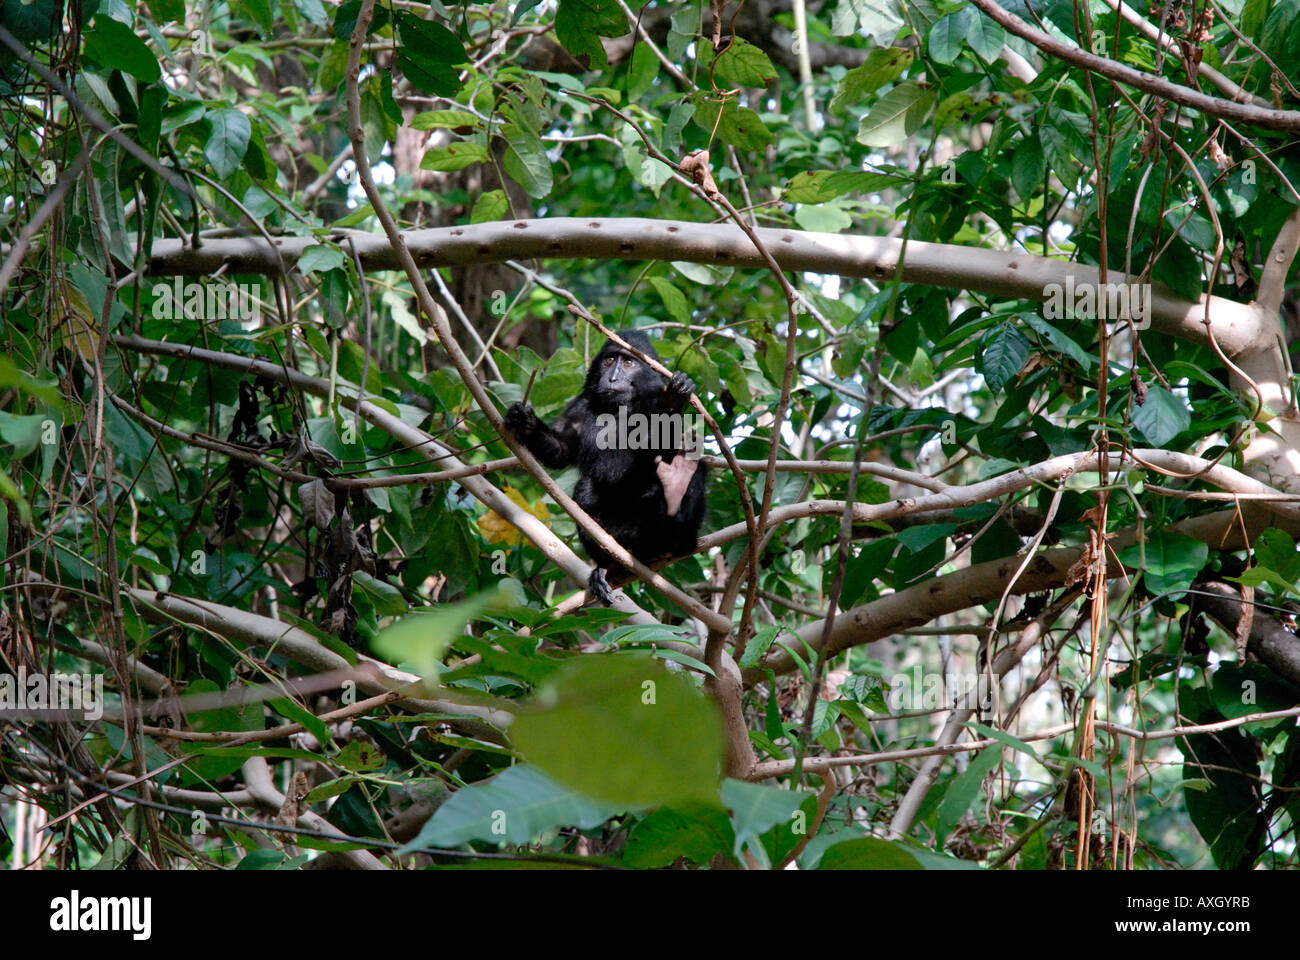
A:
[140,218,1270,358]
[746,508,1300,683]
[1193,581,1300,688]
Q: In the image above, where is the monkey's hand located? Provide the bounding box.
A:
[662,372,696,410]
[588,567,616,606]
[504,402,540,438]
[655,455,700,517]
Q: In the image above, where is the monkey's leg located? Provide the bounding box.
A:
[587,567,616,605]
[655,455,700,517]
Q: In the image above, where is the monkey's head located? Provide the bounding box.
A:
[585,330,666,410]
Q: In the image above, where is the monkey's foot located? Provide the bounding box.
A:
[655,454,700,517]
[588,568,616,606]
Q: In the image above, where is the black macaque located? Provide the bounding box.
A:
[504,330,707,604]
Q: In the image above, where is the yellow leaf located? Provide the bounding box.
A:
[55,281,99,363]
[476,486,549,546]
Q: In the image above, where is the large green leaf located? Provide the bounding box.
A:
[1118,531,1208,599]
[1132,385,1191,446]
[512,655,726,807]
[400,764,620,850]
[204,109,252,179]
[856,81,935,147]
[83,15,161,81]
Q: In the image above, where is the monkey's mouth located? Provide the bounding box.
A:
[596,385,634,403]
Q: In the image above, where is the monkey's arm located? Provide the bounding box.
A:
[504,398,585,468]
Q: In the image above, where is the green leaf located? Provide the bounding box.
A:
[396,53,461,97]
[353,570,408,616]
[204,109,252,179]
[293,0,329,28]
[833,0,905,40]
[239,0,274,34]
[512,655,727,807]
[83,15,162,81]
[624,804,735,867]
[626,41,659,100]
[855,81,934,147]
[297,244,345,275]
[1254,528,1300,584]
[976,324,1030,393]
[672,261,734,285]
[648,277,692,326]
[1132,386,1191,446]
[401,764,621,851]
[966,721,1038,759]
[394,11,467,62]
[419,142,489,172]
[269,698,332,750]
[703,37,777,87]
[470,189,509,223]
[928,9,968,65]
[829,47,913,112]
[409,109,479,131]
[784,170,907,203]
[394,12,466,97]
[0,413,48,458]
[935,744,1002,844]
[554,0,627,69]
[966,8,1006,60]
[841,537,897,608]
[692,99,774,151]
[1211,662,1300,728]
[794,202,853,233]
[1118,531,1209,599]
[1011,135,1045,200]
[1242,0,1270,37]
[146,0,187,23]
[1021,312,1094,370]
[895,523,957,552]
[721,778,813,860]
[502,124,553,198]
[819,836,926,869]
[371,589,505,679]
[1182,701,1264,869]
[336,740,385,772]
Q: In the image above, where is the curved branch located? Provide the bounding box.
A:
[746,508,1300,683]
[1105,0,1269,106]
[1258,204,1300,319]
[967,0,1300,132]
[126,587,513,736]
[140,217,1270,358]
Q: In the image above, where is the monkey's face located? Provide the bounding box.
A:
[583,334,666,411]
[595,350,640,402]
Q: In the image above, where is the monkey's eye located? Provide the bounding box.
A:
[621,358,635,368]
[604,356,615,366]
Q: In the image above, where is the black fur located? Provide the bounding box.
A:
[505,331,707,603]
